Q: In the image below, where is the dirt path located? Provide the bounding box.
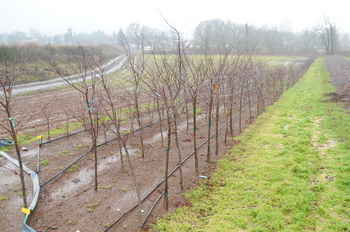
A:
[12,55,127,94]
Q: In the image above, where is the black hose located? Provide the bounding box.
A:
[104,105,250,231]
[40,116,167,187]
[40,106,162,145]
[140,191,164,228]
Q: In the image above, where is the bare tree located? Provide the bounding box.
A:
[118,30,147,159]
[0,53,29,208]
[98,81,142,220]
[183,54,206,175]
[43,106,51,142]
[318,16,338,55]
[144,50,184,209]
[92,40,143,220]
[47,44,102,191]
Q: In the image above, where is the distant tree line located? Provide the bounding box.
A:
[191,18,350,56]
[1,18,350,56]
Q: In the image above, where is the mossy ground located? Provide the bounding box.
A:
[151,58,350,231]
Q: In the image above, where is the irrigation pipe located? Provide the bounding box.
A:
[40,116,168,187]
[140,191,164,228]
[104,104,251,231]
[0,151,40,232]
[40,104,167,146]
[36,136,42,173]
[40,146,93,187]
[35,181,102,217]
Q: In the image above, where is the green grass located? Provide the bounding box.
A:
[150,58,350,231]
[59,150,70,157]
[39,159,50,166]
[98,185,113,189]
[65,164,79,173]
[87,200,102,212]
[104,222,111,228]
[0,134,36,152]
[260,55,307,63]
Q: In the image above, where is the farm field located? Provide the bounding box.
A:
[0,53,318,232]
[151,57,350,231]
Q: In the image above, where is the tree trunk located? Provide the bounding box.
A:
[8,115,28,208]
[164,108,171,210]
[239,82,244,133]
[156,97,164,148]
[135,97,145,159]
[206,90,213,162]
[14,139,28,208]
[93,138,98,192]
[193,97,199,175]
[215,91,220,156]
[228,88,234,135]
[123,141,142,221]
[173,108,183,190]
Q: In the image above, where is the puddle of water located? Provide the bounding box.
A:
[98,148,137,172]
[51,168,94,197]
[0,166,19,186]
[147,131,167,143]
[98,155,118,172]
[51,148,137,197]
[22,148,38,158]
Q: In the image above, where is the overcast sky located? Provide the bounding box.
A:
[1,0,349,37]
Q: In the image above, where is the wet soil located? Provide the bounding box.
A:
[0,82,254,232]
[0,56,316,232]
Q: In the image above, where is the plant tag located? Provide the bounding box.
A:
[22,207,30,214]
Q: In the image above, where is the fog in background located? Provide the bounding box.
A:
[1,0,349,37]
[1,0,350,56]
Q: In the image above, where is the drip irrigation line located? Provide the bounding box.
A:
[140,191,164,228]
[40,116,168,187]
[104,181,165,231]
[40,105,161,145]
[0,151,40,232]
[40,147,93,187]
[40,128,89,145]
[104,104,251,231]
[36,181,102,217]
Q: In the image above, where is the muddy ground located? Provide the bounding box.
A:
[0,56,318,232]
[0,80,255,232]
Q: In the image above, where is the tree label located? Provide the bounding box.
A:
[22,207,30,214]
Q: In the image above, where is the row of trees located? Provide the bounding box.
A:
[2,18,350,55]
[192,17,349,56]
[0,20,314,218]
[0,24,175,48]
[43,24,313,213]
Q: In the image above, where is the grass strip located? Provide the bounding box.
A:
[151,58,350,231]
